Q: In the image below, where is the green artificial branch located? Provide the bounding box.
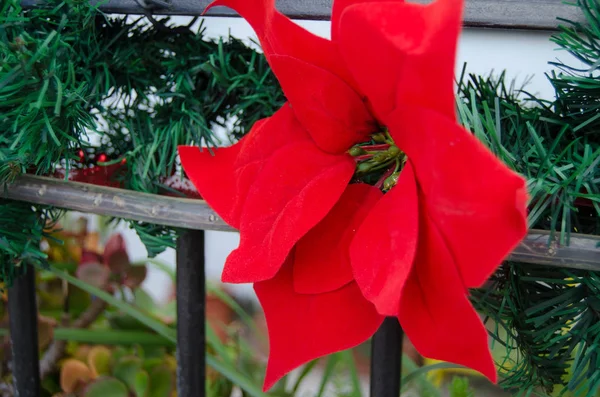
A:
[0,0,284,272]
[461,1,600,394]
[0,200,62,282]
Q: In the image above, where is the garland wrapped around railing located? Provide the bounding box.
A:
[1,0,599,395]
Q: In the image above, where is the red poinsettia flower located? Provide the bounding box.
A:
[179,0,528,390]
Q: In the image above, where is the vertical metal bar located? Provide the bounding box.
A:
[176,229,206,397]
[370,317,403,397]
[7,265,41,397]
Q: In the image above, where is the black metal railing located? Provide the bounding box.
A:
[176,230,207,396]
[20,0,588,30]
[4,174,600,396]
[7,267,41,397]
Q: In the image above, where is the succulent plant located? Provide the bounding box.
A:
[54,345,177,397]
[54,344,239,397]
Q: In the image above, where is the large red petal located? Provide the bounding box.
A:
[269,55,375,154]
[385,106,528,289]
[231,105,311,223]
[178,143,242,228]
[234,106,307,168]
[179,106,309,229]
[398,212,497,382]
[255,257,384,391]
[222,143,355,284]
[338,0,463,120]
[294,183,382,294]
[205,0,353,85]
[349,162,419,316]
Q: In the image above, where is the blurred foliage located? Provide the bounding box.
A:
[0,213,492,396]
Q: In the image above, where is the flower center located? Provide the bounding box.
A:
[348,129,406,192]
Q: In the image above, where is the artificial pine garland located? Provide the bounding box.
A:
[0,0,599,395]
[460,3,600,393]
[0,0,284,267]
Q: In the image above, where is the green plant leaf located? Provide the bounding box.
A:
[134,370,150,397]
[147,365,174,397]
[44,265,177,343]
[88,346,112,377]
[83,377,129,397]
[402,362,467,386]
[35,328,169,345]
[290,359,318,394]
[342,350,362,397]
[133,258,174,282]
[113,355,143,391]
[134,288,156,313]
[449,377,474,397]
[206,354,267,397]
[152,300,176,325]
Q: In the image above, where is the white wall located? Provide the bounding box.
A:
[126,16,578,304]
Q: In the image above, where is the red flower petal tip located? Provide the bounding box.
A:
[255,257,384,391]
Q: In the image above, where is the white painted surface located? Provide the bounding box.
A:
[120,16,579,304]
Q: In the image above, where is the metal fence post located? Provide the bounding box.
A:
[176,229,206,397]
[370,317,403,397]
[7,265,41,397]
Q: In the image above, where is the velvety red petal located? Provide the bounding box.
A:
[269,55,375,154]
[205,0,353,85]
[178,143,242,228]
[179,106,310,230]
[255,257,384,391]
[331,0,404,41]
[338,0,463,119]
[231,105,311,223]
[385,106,528,289]
[349,162,419,316]
[294,183,382,294]
[398,212,497,382]
[222,142,355,284]
[234,106,307,168]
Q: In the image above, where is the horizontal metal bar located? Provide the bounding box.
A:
[512,231,600,272]
[4,174,600,270]
[3,174,232,231]
[20,0,586,30]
